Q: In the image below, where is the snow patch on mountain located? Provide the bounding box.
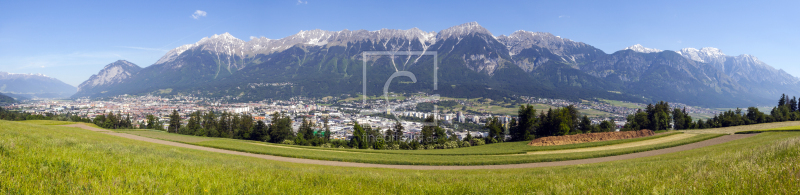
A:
[624,44,662,53]
[677,47,798,84]
[436,22,493,41]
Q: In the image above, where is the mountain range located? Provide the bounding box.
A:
[73,22,798,107]
[0,72,76,99]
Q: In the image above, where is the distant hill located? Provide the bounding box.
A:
[0,92,14,103]
[0,72,76,99]
[73,22,798,108]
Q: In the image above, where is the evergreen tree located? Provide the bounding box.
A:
[672,108,685,130]
[579,115,593,133]
[146,114,157,129]
[779,94,787,107]
[350,122,367,149]
[599,120,615,132]
[485,117,504,143]
[323,117,331,142]
[421,116,435,144]
[252,120,268,141]
[267,112,293,143]
[168,110,181,133]
[511,104,537,141]
[392,121,404,142]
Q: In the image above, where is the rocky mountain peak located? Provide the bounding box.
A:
[436,22,493,40]
[155,32,246,65]
[77,60,141,92]
[624,44,662,53]
[497,30,591,56]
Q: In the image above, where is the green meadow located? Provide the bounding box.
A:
[123,130,716,165]
[1,120,798,194]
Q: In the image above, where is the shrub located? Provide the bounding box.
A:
[399,142,410,150]
[281,140,295,145]
[409,140,420,150]
[471,138,485,146]
[388,143,400,150]
[425,144,437,150]
[331,139,349,148]
[443,141,459,149]
[459,141,471,147]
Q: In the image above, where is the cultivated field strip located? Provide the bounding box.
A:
[523,134,697,155]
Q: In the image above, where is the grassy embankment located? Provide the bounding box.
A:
[1,120,798,193]
[122,130,719,165]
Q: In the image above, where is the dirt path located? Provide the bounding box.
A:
[60,124,755,170]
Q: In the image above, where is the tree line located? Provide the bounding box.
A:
[623,94,796,131]
[505,105,617,142]
[0,107,91,122]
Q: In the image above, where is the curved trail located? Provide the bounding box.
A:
[60,124,755,170]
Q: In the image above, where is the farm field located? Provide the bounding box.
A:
[735,125,800,134]
[121,129,720,165]
[523,133,696,155]
[1,120,799,193]
[598,98,643,109]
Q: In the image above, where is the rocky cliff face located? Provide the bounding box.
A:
[74,60,141,97]
[677,47,798,84]
[497,31,605,70]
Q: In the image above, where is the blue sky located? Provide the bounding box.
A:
[1,0,798,86]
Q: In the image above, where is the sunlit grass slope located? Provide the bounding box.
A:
[1,120,799,194]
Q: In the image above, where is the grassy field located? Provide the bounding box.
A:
[1,120,798,193]
[689,112,716,121]
[122,130,719,165]
[578,109,616,117]
[17,120,78,126]
[599,98,643,109]
[338,94,407,102]
[736,125,800,134]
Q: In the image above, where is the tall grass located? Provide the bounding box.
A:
[1,120,798,194]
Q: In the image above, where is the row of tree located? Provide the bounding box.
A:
[506,105,616,142]
[0,107,92,122]
[92,112,135,129]
[623,94,796,131]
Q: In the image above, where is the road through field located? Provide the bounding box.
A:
[60,124,755,170]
